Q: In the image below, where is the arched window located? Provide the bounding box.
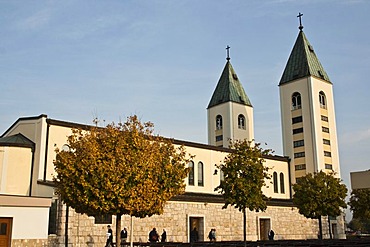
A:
[188,161,194,186]
[292,92,302,110]
[198,162,204,186]
[273,172,278,193]
[319,91,327,109]
[216,115,223,130]
[280,173,285,194]
[238,114,246,129]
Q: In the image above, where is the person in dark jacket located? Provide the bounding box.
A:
[268,229,275,240]
[121,227,128,245]
[105,225,113,247]
[190,227,198,242]
[149,228,159,242]
[161,229,167,242]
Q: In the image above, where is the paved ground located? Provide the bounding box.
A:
[118,238,370,247]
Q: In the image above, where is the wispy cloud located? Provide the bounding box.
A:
[341,128,370,145]
[16,8,52,30]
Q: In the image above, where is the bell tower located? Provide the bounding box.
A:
[207,46,254,147]
[279,13,341,182]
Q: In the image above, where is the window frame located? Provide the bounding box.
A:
[292,116,303,124]
[188,161,195,186]
[273,172,278,193]
[280,173,285,194]
[293,128,304,134]
[295,164,306,170]
[319,91,327,109]
[292,92,302,110]
[294,152,305,158]
[197,162,204,187]
[238,114,246,129]
[216,115,223,130]
[293,140,304,148]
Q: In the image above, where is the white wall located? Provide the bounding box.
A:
[0,206,49,239]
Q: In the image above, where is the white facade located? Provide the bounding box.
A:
[280,77,341,181]
[208,101,254,147]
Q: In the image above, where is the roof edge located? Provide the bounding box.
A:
[1,114,48,138]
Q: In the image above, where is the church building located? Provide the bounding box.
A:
[0,17,345,246]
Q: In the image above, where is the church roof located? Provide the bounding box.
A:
[207,60,252,109]
[0,133,35,150]
[279,30,331,85]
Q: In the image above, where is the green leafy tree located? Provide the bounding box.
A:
[293,171,347,239]
[54,115,190,245]
[349,188,370,220]
[215,140,271,245]
[348,218,370,234]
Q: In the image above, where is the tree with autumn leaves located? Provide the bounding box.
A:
[293,171,347,239]
[53,115,190,245]
[215,140,271,245]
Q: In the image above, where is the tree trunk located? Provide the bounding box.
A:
[318,216,323,239]
[116,214,122,247]
[328,216,332,239]
[243,208,247,247]
[130,216,134,247]
[65,205,69,247]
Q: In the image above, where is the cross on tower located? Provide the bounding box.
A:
[226,45,230,61]
[297,12,304,31]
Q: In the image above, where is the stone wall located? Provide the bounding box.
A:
[47,200,345,247]
[11,239,49,247]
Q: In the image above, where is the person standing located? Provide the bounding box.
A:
[268,229,275,240]
[161,229,167,242]
[208,228,216,241]
[208,229,213,241]
[190,227,198,242]
[149,228,159,242]
[105,225,113,247]
[120,227,128,246]
[211,228,216,241]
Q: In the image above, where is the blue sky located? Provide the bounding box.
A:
[1,1,369,215]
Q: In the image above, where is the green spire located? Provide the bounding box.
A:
[207,60,252,109]
[279,30,331,85]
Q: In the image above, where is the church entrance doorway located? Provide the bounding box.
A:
[259,218,271,240]
[188,216,204,242]
[0,217,12,247]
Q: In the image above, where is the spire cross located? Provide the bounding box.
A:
[297,12,304,31]
[226,45,230,61]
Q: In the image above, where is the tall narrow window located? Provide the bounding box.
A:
[319,91,327,109]
[188,161,194,186]
[220,169,224,182]
[292,92,302,110]
[48,199,58,234]
[238,114,246,129]
[216,115,223,130]
[197,162,204,186]
[273,172,278,193]
[280,173,285,194]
